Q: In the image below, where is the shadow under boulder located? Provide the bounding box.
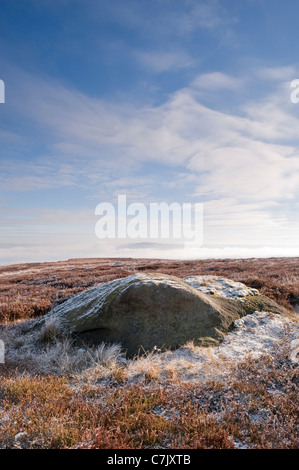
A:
[41,273,288,356]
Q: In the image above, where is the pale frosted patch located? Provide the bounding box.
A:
[0,339,4,363]
[184,275,260,301]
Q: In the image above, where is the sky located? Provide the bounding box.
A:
[0,0,299,265]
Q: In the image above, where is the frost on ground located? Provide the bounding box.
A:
[126,311,299,384]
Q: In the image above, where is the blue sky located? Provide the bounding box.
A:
[0,0,299,264]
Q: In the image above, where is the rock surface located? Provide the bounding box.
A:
[43,273,288,356]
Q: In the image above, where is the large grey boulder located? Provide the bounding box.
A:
[44,273,287,356]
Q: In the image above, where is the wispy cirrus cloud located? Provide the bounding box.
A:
[89,0,235,38]
[176,0,237,33]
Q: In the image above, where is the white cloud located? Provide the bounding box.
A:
[191,72,242,90]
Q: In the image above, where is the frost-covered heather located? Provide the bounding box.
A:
[1,317,124,377]
[0,258,298,450]
[1,301,298,450]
